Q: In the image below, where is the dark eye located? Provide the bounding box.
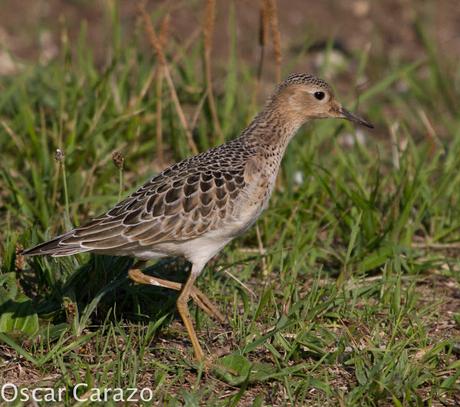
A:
[314,91,325,100]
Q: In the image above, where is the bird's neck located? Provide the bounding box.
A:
[241,101,305,154]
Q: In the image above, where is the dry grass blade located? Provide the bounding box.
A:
[256,224,269,277]
[253,0,281,108]
[170,28,201,66]
[203,0,224,144]
[128,14,174,111]
[1,120,24,150]
[251,1,269,112]
[263,0,282,83]
[156,68,165,165]
[130,68,155,108]
[138,1,198,155]
[222,269,256,299]
[411,241,460,250]
[264,0,283,192]
[257,2,269,81]
[389,122,400,170]
[158,13,170,48]
[418,108,441,158]
[191,89,209,130]
[155,14,170,166]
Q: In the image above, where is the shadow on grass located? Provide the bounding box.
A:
[3,255,193,338]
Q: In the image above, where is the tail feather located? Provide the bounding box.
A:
[22,232,91,257]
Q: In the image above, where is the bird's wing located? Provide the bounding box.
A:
[23,144,250,257]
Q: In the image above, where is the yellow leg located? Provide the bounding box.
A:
[129,268,181,290]
[191,286,225,323]
[128,268,225,323]
[176,269,204,361]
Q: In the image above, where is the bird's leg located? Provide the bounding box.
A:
[128,268,225,323]
[128,268,182,290]
[191,287,225,323]
[176,264,204,361]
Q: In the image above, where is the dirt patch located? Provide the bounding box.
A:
[1,0,459,72]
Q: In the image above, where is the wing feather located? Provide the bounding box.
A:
[23,139,253,257]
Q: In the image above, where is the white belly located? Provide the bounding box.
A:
[132,231,232,269]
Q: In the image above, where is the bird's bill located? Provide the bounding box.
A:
[339,107,374,129]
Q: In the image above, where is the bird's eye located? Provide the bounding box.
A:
[314,91,325,100]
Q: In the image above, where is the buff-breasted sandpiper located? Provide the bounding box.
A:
[23,73,373,361]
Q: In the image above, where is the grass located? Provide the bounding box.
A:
[1,3,460,406]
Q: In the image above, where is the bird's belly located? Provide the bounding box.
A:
[125,249,169,261]
[152,234,233,267]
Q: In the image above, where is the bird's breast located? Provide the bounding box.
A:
[226,159,280,237]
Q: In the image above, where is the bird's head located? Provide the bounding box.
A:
[271,73,373,129]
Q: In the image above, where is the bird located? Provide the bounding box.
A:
[23,73,373,362]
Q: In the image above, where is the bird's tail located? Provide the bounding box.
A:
[22,231,91,257]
